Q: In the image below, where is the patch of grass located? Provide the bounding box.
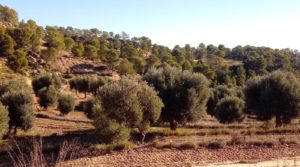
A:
[186,124,246,130]
[138,127,233,138]
[152,141,176,149]
[247,140,276,148]
[91,141,133,152]
[178,142,198,149]
[194,128,232,136]
[255,127,300,135]
[148,127,195,136]
[278,137,299,145]
[207,129,232,135]
[241,126,300,135]
[152,140,197,150]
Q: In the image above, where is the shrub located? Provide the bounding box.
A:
[244,71,300,127]
[92,142,133,152]
[89,77,107,95]
[93,106,130,144]
[247,140,276,148]
[58,93,75,115]
[0,104,9,139]
[207,140,226,149]
[143,66,210,130]
[7,49,28,72]
[38,85,58,109]
[41,47,59,62]
[178,142,198,149]
[72,42,84,57]
[117,58,136,75]
[206,85,235,116]
[0,29,14,57]
[83,97,98,119]
[32,73,62,95]
[1,90,34,133]
[215,96,245,124]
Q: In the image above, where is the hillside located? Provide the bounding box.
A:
[1,4,300,167]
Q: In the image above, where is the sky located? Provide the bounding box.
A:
[1,0,300,49]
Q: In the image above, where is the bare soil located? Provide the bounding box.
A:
[60,145,300,167]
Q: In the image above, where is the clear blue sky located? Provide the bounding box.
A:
[1,0,300,49]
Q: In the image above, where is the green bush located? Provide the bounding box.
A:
[83,97,98,119]
[58,93,75,115]
[1,90,34,133]
[117,58,136,75]
[0,78,31,96]
[89,77,108,95]
[207,140,226,149]
[0,29,14,57]
[0,104,9,139]
[38,85,58,109]
[32,73,62,95]
[178,142,198,149]
[92,103,130,143]
[215,96,245,124]
[7,49,28,72]
[206,85,235,117]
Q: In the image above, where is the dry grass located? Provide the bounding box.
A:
[90,141,133,152]
[147,127,195,136]
[6,138,80,167]
[152,140,198,149]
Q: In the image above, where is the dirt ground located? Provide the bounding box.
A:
[60,145,300,167]
[20,109,300,166]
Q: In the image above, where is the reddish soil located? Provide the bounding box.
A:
[61,145,300,167]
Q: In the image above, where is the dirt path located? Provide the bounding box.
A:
[204,157,300,167]
[60,145,300,167]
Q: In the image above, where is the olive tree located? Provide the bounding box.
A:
[244,71,300,127]
[215,96,245,124]
[143,66,210,130]
[69,77,91,97]
[91,77,163,143]
[58,93,75,115]
[92,103,130,144]
[0,78,34,134]
[89,77,108,95]
[206,85,235,117]
[0,78,32,96]
[32,72,62,95]
[37,85,58,109]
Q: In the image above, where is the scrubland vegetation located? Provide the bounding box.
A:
[1,4,300,166]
